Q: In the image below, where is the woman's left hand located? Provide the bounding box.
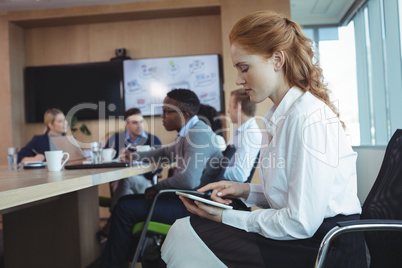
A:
[179,196,224,223]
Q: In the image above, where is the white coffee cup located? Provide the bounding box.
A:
[136,145,151,152]
[45,150,70,171]
[102,148,116,162]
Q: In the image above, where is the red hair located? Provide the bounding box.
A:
[229,10,343,127]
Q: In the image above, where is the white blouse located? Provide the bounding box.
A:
[222,87,361,240]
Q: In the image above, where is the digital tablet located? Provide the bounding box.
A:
[176,191,233,210]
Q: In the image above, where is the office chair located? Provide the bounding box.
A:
[246,151,259,183]
[315,129,402,268]
[99,172,160,207]
[98,171,161,240]
[130,144,236,267]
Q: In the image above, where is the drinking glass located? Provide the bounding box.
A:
[90,142,103,164]
[7,147,19,170]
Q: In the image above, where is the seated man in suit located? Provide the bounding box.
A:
[100,89,223,267]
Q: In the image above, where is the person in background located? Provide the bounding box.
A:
[224,88,261,182]
[17,108,67,163]
[162,10,366,268]
[98,108,162,239]
[105,108,162,203]
[197,103,226,151]
[100,89,223,267]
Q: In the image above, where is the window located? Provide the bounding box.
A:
[303,0,402,146]
[319,23,360,145]
[353,0,402,145]
[304,23,360,145]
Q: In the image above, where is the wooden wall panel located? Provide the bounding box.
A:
[25,25,91,66]
[0,15,13,165]
[8,0,221,26]
[9,23,26,150]
[22,14,222,148]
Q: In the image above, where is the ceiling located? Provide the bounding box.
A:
[291,0,357,25]
[0,0,358,26]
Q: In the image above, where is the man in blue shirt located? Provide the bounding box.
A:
[105,108,162,207]
[224,88,262,182]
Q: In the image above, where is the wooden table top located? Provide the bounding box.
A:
[0,163,155,212]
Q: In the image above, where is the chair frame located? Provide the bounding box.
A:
[130,145,238,267]
[315,129,402,267]
[314,219,402,267]
[130,189,202,267]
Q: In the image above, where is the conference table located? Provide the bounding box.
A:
[0,162,156,268]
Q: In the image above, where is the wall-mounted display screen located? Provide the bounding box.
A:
[24,54,223,123]
[24,61,124,122]
[123,54,223,116]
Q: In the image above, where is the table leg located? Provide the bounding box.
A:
[3,186,101,268]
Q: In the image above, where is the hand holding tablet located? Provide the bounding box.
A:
[176,191,233,210]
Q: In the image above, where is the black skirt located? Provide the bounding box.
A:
[190,214,367,268]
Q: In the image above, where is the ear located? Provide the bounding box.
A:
[183,111,192,121]
[273,51,285,72]
[47,122,53,130]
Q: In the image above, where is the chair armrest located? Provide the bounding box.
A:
[315,219,402,268]
[337,219,402,227]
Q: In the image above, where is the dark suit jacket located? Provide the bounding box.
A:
[17,134,50,163]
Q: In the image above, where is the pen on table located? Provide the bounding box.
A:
[32,149,39,155]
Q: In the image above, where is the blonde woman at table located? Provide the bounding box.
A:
[18,108,68,163]
[162,10,367,268]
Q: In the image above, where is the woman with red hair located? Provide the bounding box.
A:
[162,10,366,268]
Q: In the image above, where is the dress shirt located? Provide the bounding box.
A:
[178,115,200,137]
[215,135,227,151]
[124,130,148,144]
[222,87,361,240]
[223,118,262,182]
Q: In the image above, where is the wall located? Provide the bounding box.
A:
[21,14,223,146]
[9,23,25,150]
[0,15,12,164]
[353,146,386,204]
